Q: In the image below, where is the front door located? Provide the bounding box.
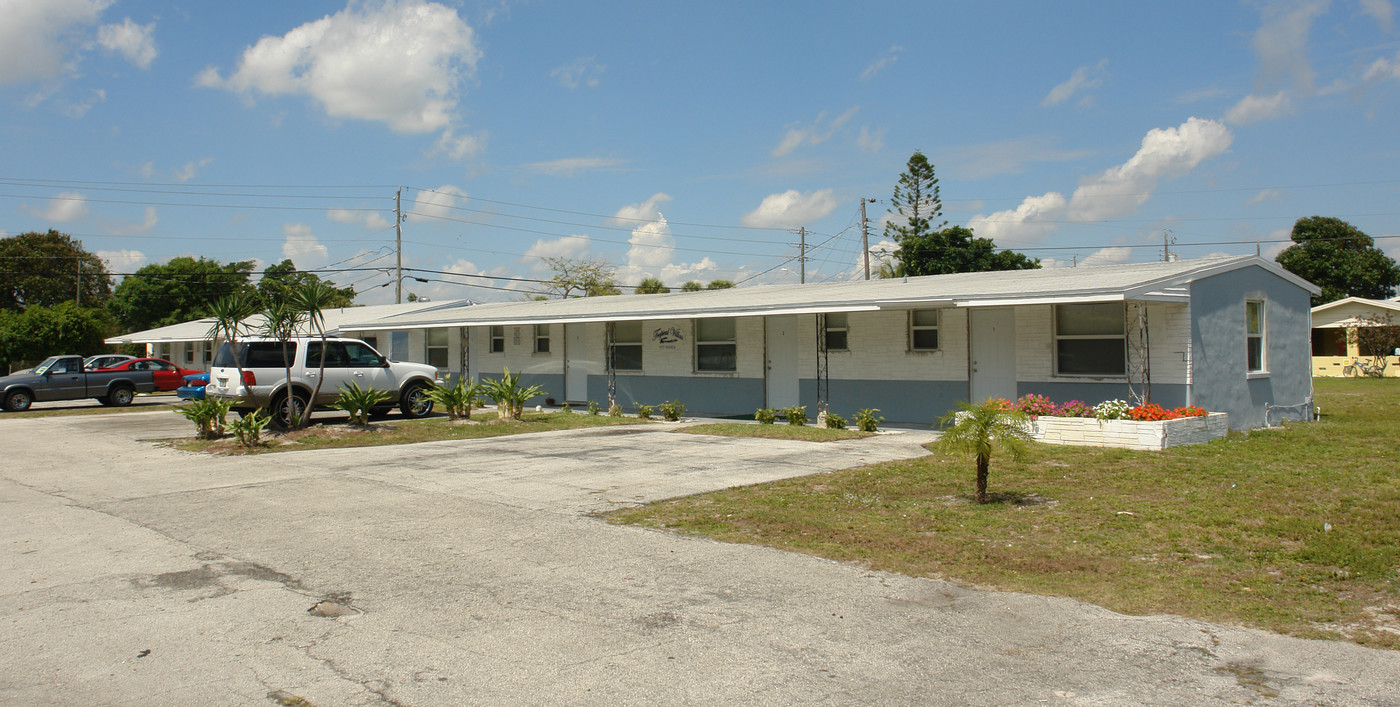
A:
[969,308,1017,403]
[565,324,590,403]
[765,315,799,409]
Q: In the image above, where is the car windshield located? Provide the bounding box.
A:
[31,356,61,375]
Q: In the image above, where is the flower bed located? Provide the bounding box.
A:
[1001,395,1227,451]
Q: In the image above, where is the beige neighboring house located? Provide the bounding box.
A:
[1310,296,1400,377]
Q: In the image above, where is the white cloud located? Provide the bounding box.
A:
[966,192,1068,244]
[1042,59,1108,107]
[859,46,901,81]
[1362,51,1400,83]
[408,185,467,222]
[550,56,604,89]
[429,127,485,161]
[1079,246,1134,267]
[31,192,90,222]
[1224,91,1293,125]
[771,107,858,157]
[0,0,110,85]
[97,17,156,69]
[1250,0,1327,92]
[946,136,1093,179]
[1066,117,1233,223]
[1247,189,1281,205]
[328,208,392,230]
[856,126,885,154]
[1359,0,1394,31]
[96,248,145,276]
[741,189,839,228]
[173,157,214,181]
[281,222,328,267]
[522,157,627,176]
[624,215,675,269]
[610,193,672,226]
[110,206,158,234]
[62,87,106,118]
[523,235,592,269]
[197,0,480,134]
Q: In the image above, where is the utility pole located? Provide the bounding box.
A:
[1162,229,1176,263]
[395,187,403,304]
[859,198,875,280]
[799,226,806,284]
[75,259,81,306]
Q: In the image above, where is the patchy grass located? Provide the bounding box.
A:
[174,410,647,454]
[678,422,875,443]
[611,378,1400,649]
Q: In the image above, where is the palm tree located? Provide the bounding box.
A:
[205,292,259,401]
[294,280,340,427]
[261,297,306,429]
[935,399,1032,504]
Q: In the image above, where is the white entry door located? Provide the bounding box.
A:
[565,324,590,403]
[766,315,799,409]
[969,308,1017,403]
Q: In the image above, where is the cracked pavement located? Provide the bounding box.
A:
[3,410,1399,705]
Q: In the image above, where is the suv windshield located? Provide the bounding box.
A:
[212,342,301,368]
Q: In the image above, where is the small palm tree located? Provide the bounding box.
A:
[935,399,1032,504]
[205,291,258,396]
[261,298,306,429]
[294,280,340,426]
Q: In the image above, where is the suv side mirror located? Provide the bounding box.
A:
[380,356,390,368]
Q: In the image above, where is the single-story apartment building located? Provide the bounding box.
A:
[324,255,1316,430]
[1309,296,1400,377]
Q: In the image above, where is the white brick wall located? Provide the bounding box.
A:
[796,309,969,381]
[1029,413,1227,450]
[1015,301,1191,385]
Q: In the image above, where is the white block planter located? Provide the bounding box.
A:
[1027,413,1228,451]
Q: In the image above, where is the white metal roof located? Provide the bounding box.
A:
[104,299,475,345]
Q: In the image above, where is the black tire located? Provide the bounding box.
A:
[399,382,433,419]
[269,390,310,430]
[107,385,135,407]
[368,406,393,419]
[3,390,32,412]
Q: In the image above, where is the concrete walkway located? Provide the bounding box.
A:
[3,411,1398,705]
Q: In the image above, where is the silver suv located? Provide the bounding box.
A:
[207,337,442,427]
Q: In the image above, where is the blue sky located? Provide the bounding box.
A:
[3,0,1399,305]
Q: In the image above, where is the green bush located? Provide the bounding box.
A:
[854,408,883,432]
[560,402,572,414]
[588,401,601,415]
[784,405,808,426]
[824,412,847,429]
[427,378,481,421]
[174,397,234,439]
[754,408,777,425]
[481,368,546,421]
[635,403,654,420]
[332,381,392,426]
[609,402,623,417]
[659,399,685,422]
[230,409,271,447]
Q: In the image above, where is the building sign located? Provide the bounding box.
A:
[652,326,684,350]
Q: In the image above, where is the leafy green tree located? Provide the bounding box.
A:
[893,226,1040,276]
[543,256,621,297]
[706,279,735,290]
[257,259,355,309]
[110,257,256,332]
[935,399,1032,504]
[0,302,112,371]
[680,281,704,292]
[635,277,670,294]
[1275,216,1400,305]
[0,230,112,311]
[884,151,945,251]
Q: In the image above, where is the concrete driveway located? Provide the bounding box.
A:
[3,411,1398,706]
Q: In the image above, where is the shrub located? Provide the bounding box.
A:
[608,402,623,417]
[427,378,480,421]
[1173,405,1208,418]
[636,403,654,420]
[481,368,547,421]
[1055,400,1094,418]
[754,408,777,424]
[588,401,600,415]
[230,409,271,447]
[174,397,234,440]
[1093,399,1130,420]
[784,405,808,426]
[854,408,883,432]
[1015,393,1056,417]
[560,402,572,414]
[659,399,685,422]
[332,381,392,426]
[825,412,847,429]
[1128,403,1174,421]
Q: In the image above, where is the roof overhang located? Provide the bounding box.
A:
[344,303,884,330]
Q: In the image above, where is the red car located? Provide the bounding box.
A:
[96,358,204,392]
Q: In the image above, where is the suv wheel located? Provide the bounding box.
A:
[270,391,310,430]
[399,382,433,419]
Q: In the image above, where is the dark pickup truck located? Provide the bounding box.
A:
[0,355,157,412]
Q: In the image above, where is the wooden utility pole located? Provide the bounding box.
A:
[395,188,403,304]
[799,226,806,284]
[75,259,81,306]
[859,198,875,280]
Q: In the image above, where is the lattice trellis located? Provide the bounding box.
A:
[815,313,830,416]
[1124,302,1151,405]
[604,321,617,408]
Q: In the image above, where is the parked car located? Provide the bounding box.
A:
[84,354,135,371]
[96,357,203,392]
[205,337,442,428]
[1,355,158,411]
[177,373,209,400]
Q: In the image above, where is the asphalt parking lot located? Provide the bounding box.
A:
[3,410,1399,705]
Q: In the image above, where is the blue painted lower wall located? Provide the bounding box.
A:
[586,374,766,416]
[800,378,969,426]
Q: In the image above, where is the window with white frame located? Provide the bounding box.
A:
[1054,303,1126,376]
[490,325,505,353]
[610,321,642,371]
[534,324,550,353]
[696,317,737,371]
[910,309,939,351]
[1246,300,1265,373]
[390,331,409,361]
[823,313,848,351]
[426,328,449,370]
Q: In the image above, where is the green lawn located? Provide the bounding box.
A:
[611,378,1400,649]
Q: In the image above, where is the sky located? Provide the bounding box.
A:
[2,0,1399,306]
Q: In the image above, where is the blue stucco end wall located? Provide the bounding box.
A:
[1189,265,1314,429]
